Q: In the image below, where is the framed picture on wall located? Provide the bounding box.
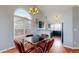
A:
[38,21,44,28]
[48,24,51,28]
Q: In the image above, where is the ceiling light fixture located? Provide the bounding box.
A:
[53,15,62,24]
[28,7,39,15]
[54,15,61,20]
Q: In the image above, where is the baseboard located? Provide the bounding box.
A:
[64,45,79,49]
[64,45,73,49]
[72,47,79,49]
[0,46,15,53]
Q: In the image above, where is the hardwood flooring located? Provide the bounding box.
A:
[49,36,79,53]
[2,48,18,53]
[2,36,79,53]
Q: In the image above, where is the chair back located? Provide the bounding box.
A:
[14,40,25,53]
[20,42,25,52]
[46,39,54,51]
[37,40,47,52]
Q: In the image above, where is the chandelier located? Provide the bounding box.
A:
[53,15,62,24]
[28,7,39,15]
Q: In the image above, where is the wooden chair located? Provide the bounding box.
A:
[30,47,43,53]
[14,40,35,53]
[14,40,23,53]
[37,40,47,53]
[46,39,54,52]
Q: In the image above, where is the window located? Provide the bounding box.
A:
[49,24,54,30]
[54,24,62,31]
[14,8,32,37]
[14,8,32,20]
[49,24,62,31]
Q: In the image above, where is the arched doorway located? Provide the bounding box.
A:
[14,8,32,39]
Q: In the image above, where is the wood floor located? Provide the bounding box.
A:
[49,36,79,53]
[2,48,18,53]
[2,47,79,53]
[2,37,79,53]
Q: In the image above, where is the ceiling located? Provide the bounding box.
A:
[37,5,74,24]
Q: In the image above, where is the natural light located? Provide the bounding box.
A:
[14,8,32,20]
[50,24,62,31]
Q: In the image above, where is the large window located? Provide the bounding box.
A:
[54,24,62,31]
[14,8,32,37]
[50,24,62,31]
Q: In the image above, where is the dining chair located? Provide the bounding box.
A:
[14,39,35,53]
[30,46,43,53]
[37,40,47,53]
[14,40,23,53]
[46,39,54,52]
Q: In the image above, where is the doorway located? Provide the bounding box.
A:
[50,23,63,43]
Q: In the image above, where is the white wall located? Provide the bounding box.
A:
[63,6,79,48]
[0,6,14,51]
[63,7,73,47]
[0,5,30,51]
[73,6,79,48]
